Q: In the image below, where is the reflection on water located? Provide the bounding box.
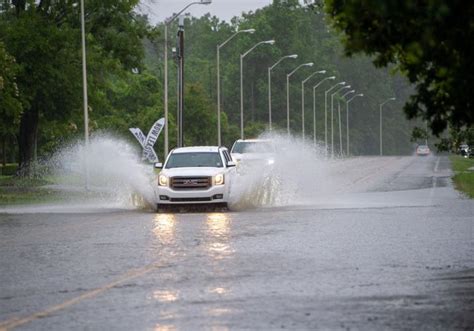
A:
[210,287,229,295]
[206,213,234,260]
[207,308,232,317]
[154,324,177,331]
[153,214,176,245]
[209,327,229,331]
[153,289,178,302]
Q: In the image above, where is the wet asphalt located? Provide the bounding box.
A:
[0,155,473,330]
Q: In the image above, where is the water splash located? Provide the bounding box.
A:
[4,131,364,213]
[228,131,336,210]
[47,133,156,209]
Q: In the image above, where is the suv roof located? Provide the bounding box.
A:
[171,146,226,154]
[233,139,271,143]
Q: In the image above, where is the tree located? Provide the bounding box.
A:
[322,0,474,136]
[0,0,151,174]
[0,41,22,165]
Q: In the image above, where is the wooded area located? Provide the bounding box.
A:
[1,0,450,174]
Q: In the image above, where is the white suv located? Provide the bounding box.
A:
[155,146,236,210]
[230,139,276,165]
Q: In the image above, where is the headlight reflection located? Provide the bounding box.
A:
[206,213,233,260]
[153,214,176,245]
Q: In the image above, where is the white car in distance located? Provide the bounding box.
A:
[230,139,276,166]
[155,146,236,211]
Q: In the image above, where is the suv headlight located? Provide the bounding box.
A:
[213,173,224,185]
[158,174,169,186]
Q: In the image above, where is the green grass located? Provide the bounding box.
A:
[450,155,474,198]
[0,175,63,206]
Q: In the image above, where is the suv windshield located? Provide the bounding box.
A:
[165,152,223,169]
[232,142,275,154]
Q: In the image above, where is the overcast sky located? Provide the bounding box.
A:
[142,0,273,24]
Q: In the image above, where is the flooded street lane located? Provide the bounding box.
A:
[1,156,473,330]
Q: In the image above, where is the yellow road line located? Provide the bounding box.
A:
[0,263,165,331]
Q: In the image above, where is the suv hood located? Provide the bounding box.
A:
[231,152,275,161]
[161,167,224,177]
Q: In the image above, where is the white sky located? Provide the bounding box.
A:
[142,0,273,24]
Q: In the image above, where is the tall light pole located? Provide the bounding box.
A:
[324,82,345,153]
[217,28,255,146]
[301,70,326,140]
[345,93,363,155]
[379,97,396,156]
[331,85,350,157]
[312,76,335,146]
[286,62,313,135]
[80,0,89,190]
[176,16,185,148]
[339,89,355,155]
[240,39,275,139]
[268,54,298,131]
[163,0,211,157]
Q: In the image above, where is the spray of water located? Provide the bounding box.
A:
[42,131,338,212]
[228,131,338,210]
[11,131,373,213]
[47,133,156,209]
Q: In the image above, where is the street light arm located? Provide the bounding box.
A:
[270,54,297,70]
[331,86,350,98]
[313,76,335,91]
[331,85,350,97]
[341,90,355,99]
[288,62,313,77]
[302,70,326,84]
[242,39,274,58]
[380,97,396,107]
[166,2,204,25]
[347,93,363,103]
[288,63,305,77]
[326,81,346,94]
[218,29,255,49]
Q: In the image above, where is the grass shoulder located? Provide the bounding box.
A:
[0,175,64,206]
[449,155,474,198]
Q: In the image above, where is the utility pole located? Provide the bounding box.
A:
[80,0,89,190]
[177,16,185,147]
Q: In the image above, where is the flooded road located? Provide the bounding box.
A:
[1,156,473,330]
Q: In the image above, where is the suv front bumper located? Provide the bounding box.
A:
[156,185,228,204]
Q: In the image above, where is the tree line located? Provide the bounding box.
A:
[2,0,467,175]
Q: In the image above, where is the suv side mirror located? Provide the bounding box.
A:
[154,162,163,169]
[227,161,236,167]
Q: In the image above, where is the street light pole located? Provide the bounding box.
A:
[240,39,275,139]
[312,76,336,146]
[217,28,255,146]
[379,97,396,156]
[301,70,326,140]
[163,0,211,156]
[177,16,185,147]
[324,82,345,154]
[286,62,314,135]
[331,85,350,157]
[339,89,355,155]
[80,0,89,190]
[268,54,298,131]
[345,93,363,155]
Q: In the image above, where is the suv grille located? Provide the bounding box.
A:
[170,197,212,202]
[170,176,211,190]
